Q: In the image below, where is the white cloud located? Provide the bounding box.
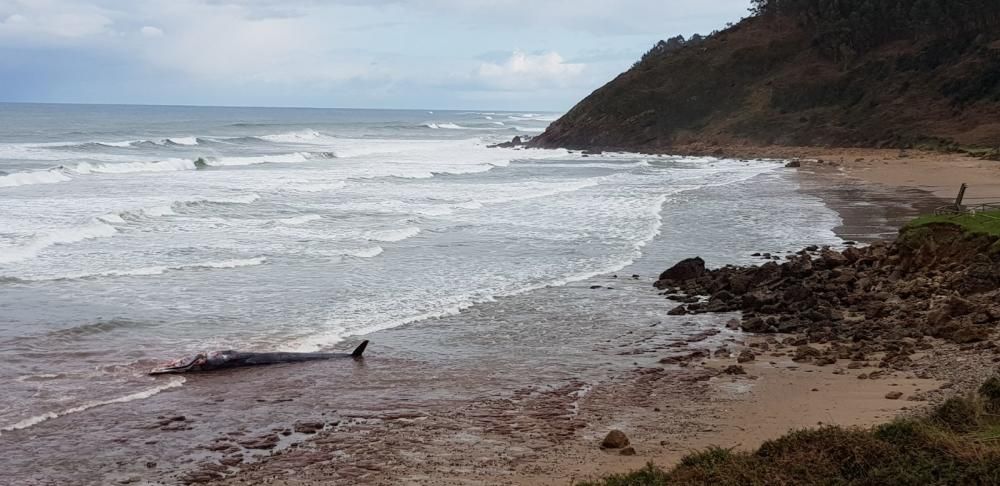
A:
[0,1,114,40]
[476,50,584,90]
[139,25,162,37]
[0,0,751,109]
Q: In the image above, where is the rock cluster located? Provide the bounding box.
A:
[655,223,1000,366]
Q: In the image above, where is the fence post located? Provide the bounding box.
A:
[954,183,968,212]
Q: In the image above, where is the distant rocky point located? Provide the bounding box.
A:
[488,135,530,149]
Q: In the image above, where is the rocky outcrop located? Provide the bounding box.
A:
[655,223,1000,358]
[658,257,706,284]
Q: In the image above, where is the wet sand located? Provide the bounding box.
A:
[679,144,1000,202]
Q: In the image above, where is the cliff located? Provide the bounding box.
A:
[531,1,1000,151]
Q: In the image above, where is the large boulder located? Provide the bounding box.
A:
[601,430,630,449]
[657,257,706,284]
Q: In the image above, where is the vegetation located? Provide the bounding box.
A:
[632,35,706,69]
[578,378,1000,485]
[748,0,1000,65]
[906,211,1000,238]
[532,0,1000,151]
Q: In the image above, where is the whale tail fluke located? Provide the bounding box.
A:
[352,340,369,358]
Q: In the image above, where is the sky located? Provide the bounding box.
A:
[0,0,752,111]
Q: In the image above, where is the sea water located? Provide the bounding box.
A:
[0,103,845,467]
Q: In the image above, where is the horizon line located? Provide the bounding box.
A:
[0,100,558,114]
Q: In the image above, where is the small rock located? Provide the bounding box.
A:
[294,422,325,434]
[885,391,903,400]
[620,446,636,456]
[667,306,688,316]
[723,365,746,375]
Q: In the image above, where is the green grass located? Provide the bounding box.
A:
[576,378,1000,486]
[906,211,1000,237]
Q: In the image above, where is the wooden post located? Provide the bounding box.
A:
[954,183,968,211]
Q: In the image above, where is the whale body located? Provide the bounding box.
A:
[149,340,368,374]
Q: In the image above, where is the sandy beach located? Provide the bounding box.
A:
[684,145,1000,201]
[202,150,1000,486]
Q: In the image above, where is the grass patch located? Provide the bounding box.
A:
[906,211,1000,237]
[577,377,1000,485]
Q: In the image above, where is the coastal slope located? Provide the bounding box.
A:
[531,1,1000,151]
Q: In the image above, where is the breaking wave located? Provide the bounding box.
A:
[0,170,72,188]
[0,221,118,264]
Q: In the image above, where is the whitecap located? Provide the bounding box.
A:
[0,169,72,188]
[258,130,324,144]
[423,122,464,130]
[97,140,139,148]
[70,158,197,174]
[365,227,421,242]
[164,137,199,146]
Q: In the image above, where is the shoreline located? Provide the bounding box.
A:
[210,151,978,485]
[674,144,1000,202]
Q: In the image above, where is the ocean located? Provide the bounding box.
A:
[0,103,849,483]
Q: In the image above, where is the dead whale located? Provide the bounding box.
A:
[149,340,368,374]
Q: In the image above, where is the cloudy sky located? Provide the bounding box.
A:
[0,0,751,110]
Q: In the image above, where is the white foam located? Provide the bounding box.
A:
[97,140,138,148]
[343,246,384,258]
[4,152,324,187]
[192,257,267,269]
[212,152,312,166]
[0,377,185,436]
[165,137,199,146]
[277,214,321,226]
[0,221,118,264]
[71,158,197,174]
[289,297,486,351]
[259,130,324,144]
[0,169,72,188]
[365,227,421,242]
[206,193,261,205]
[143,205,177,217]
[507,114,558,122]
[15,257,268,282]
[290,181,346,193]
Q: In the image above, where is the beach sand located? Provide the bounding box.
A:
[204,151,1000,485]
[687,145,1000,201]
